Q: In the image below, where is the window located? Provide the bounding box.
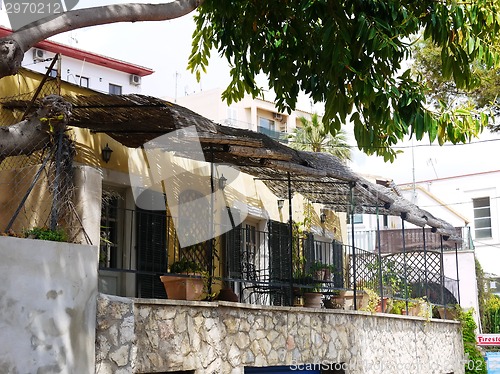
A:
[77,75,89,88]
[46,68,57,78]
[100,196,120,269]
[259,117,276,131]
[109,83,122,95]
[473,197,492,239]
[226,106,238,126]
[258,117,284,141]
[353,214,363,224]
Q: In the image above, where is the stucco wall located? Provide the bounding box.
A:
[0,236,98,374]
[96,294,465,374]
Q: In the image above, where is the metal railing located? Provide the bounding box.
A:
[347,227,472,253]
[98,208,460,312]
[257,126,289,143]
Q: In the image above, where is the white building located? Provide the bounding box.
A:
[176,87,313,142]
[399,171,500,295]
[0,26,154,95]
[344,174,480,317]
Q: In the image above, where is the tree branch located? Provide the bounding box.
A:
[0,95,71,163]
[0,0,203,78]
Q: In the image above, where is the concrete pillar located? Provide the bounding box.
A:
[72,165,103,248]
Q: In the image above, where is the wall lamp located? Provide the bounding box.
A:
[101,143,113,163]
[320,212,327,224]
[277,199,284,210]
[218,174,227,191]
[320,208,327,224]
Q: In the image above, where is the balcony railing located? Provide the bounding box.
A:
[98,208,459,311]
[257,126,288,143]
[348,226,472,253]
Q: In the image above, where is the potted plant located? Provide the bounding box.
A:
[301,275,324,308]
[309,260,335,281]
[360,288,380,312]
[159,259,205,301]
[389,299,407,315]
[309,261,327,281]
[303,288,323,308]
[408,297,431,318]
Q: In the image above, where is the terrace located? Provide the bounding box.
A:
[54,94,464,316]
[0,86,467,373]
[98,207,463,316]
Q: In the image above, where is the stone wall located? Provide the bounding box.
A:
[96,294,465,374]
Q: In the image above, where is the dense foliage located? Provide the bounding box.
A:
[24,227,67,242]
[485,294,500,334]
[458,307,487,374]
[413,40,499,108]
[190,0,500,160]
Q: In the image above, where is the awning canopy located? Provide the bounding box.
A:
[4,93,459,240]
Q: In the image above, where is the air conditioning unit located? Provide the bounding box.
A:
[130,74,141,86]
[273,113,283,121]
[33,48,45,61]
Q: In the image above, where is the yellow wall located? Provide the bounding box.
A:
[0,70,98,234]
[1,69,345,252]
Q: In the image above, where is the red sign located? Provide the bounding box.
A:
[477,334,500,346]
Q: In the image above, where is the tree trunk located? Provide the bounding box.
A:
[0,0,202,79]
[0,95,71,163]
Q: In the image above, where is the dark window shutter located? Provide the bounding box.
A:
[333,240,344,288]
[136,207,168,299]
[226,223,243,279]
[268,220,291,305]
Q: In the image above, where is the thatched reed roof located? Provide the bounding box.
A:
[3,93,460,240]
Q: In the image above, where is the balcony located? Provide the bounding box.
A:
[257,126,288,143]
[99,208,460,314]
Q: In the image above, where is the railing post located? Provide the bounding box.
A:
[287,172,294,306]
[350,182,357,310]
[423,227,428,301]
[455,242,461,305]
[401,213,409,315]
[376,205,384,310]
[440,235,446,319]
[208,146,215,296]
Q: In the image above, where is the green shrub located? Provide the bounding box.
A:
[485,294,500,333]
[25,227,67,242]
[169,259,202,274]
[458,307,487,374]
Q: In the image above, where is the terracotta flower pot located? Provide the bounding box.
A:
[160,274,204,301]
[303,292,323,308]
[376,297,389,313]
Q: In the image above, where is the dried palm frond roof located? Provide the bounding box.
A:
[3,93,460,240]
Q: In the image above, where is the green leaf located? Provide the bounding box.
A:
[468,37,475,55]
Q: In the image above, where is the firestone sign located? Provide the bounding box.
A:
[477,334,500,346]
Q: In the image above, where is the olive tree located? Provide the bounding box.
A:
[1,0,500,161]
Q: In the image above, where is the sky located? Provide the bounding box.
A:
[1,0,499,185]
